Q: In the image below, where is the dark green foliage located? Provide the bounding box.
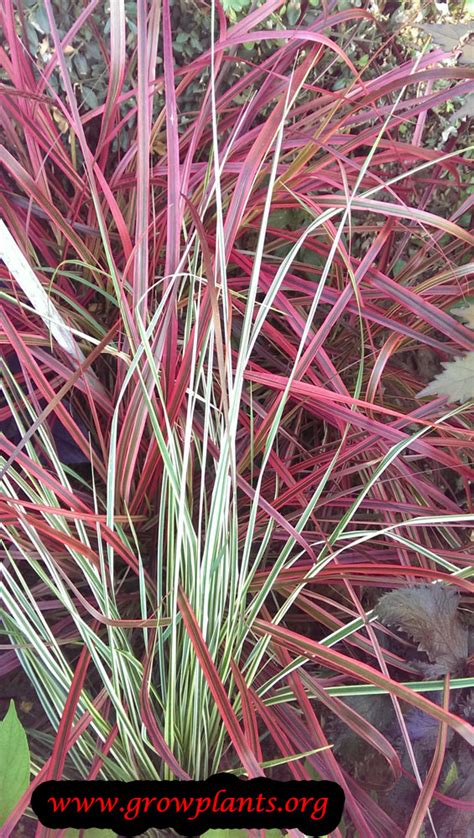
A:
[376,583,469,676]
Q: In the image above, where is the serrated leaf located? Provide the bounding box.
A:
[0,701,30,826]
[419,23,474,65]
[419,23,472,52]
[376,584,468,675]
[451,302,474,329]
[417,352,474,403]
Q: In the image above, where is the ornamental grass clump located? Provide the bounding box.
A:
[0,0,473,835]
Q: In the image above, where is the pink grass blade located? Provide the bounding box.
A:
[140,629,191,780]
[177,587,265,778]
[44,644,92,781]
